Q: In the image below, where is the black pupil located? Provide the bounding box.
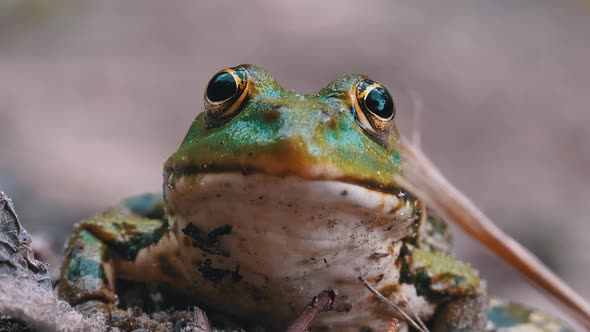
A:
[206,72,237,102]
[365,87,394,119]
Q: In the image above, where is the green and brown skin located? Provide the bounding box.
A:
[57,65,571,331]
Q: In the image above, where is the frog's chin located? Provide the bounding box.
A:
[164,172,415,240]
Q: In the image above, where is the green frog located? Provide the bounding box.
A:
[57,65,572,331]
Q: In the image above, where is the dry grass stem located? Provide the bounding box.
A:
[398,137,590,329]
[359,275,429,332]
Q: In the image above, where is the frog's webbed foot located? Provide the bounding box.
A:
[399,245,488,331]
[57,194,169,328]
[391,209,488,331]
[430,286,488,332]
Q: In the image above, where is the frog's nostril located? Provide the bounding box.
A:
[320,111,337,129]
[262,109,281,122]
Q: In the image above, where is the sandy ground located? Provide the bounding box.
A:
[0,0,589,329]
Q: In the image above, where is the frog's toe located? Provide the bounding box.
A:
[431,293,489,332]
[73,300,112,321]
[94,305,163,331]
[73,300,146,331]
[110,308,146,331]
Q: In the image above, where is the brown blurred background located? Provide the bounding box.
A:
[0,0,588,327]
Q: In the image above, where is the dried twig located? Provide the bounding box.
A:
[398,292,428,332]
[286,289,352,332]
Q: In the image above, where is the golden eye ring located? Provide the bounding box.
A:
[352,79,396,135]
[204,66,250,125]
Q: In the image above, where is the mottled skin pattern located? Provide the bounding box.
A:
[58,65,572,331]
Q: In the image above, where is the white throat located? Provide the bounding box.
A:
[154,172,430,329]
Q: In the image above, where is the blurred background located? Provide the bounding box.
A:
[0,0,588,328]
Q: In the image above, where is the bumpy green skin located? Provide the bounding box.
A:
[58,194,168,308]
[57,65,572,331]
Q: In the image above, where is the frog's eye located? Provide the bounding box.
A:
[352,80,396,135]
[204,66,249,125]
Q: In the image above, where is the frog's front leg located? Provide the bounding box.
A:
[59,228,117,311]
[57,194,169,324]
[401,246,488,331]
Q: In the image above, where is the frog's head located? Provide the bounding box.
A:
[164,64,403,191]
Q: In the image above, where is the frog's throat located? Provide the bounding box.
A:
[159,172,430,328]
[163,171,417,231]
[163,171,420,262]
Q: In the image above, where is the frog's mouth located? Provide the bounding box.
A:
[163,160,405,196]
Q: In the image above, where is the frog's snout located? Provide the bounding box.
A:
[320,110,338,129]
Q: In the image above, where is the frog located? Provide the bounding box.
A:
[57,65,574,331]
